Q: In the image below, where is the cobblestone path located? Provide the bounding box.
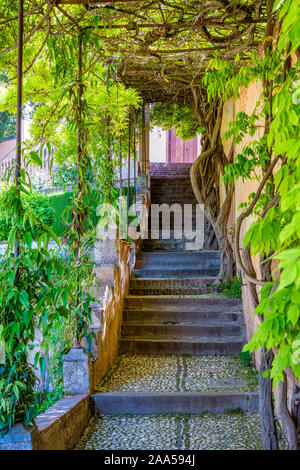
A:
[75,412,263,450]
[75,354,263,450]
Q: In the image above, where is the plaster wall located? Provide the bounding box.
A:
[220,80,264,367]
[149,126,167,162]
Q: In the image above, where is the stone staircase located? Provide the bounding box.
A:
[91,163,258,421]
[120,251,245,356]
[145,163,217,251]
[150,162,193,178]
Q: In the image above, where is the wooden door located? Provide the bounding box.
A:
[166,128,198,163]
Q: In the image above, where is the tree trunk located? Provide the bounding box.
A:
[291,384,300,446]
[274,373,299,450]
[190,94,236,278]
[259,348,279,450]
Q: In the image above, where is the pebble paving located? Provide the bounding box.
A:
[95,354,258,393]
[75,353,264,450]
[75,413,264,450]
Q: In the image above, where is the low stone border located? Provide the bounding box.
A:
[0,394,91,450]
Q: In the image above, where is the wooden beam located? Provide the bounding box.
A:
[99,44,256,54]
[59,0,142,4]
[78,18,269,29]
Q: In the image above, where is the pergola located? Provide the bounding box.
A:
[2,0,272,207]
[2,3,300,451]
[0,0,274,264]
[5,1,271,104]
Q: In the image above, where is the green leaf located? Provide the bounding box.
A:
[287,304,299,327]
[19,290,30,309]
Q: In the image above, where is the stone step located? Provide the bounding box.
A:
[150,174,193,179]
[151,163,192,168]
[151,186,196,192]
[148,210,200,220]
[150,186,195,192]
[119,337,245,355]
[142,239,212,251]
[147,219,200,228]
[151,195,195,198]
[151,176,192,181]
[129,287,215,295]
[124,295,242,311]
[134,267,220,278]
[151,166,192,171]
[136,258,220,268]
[150,173,192,179]
[137,257,220,269]
[92,391,259,415]
[122,322,245,338]
[123,309,243,324]
[137,250,221,261]
[146,224,203,232]
[151,180,194,185]
[150,185,194,190]
[150,185,195,191]
[150,165,193,178]
[129,277,217,288]
[150,197,198,204]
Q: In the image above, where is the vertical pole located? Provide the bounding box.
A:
[74,32,83,350]
[77,33,83,194]
[76,32,83,262]
[144,103,150,188]
[127,119,131,237]
[142,103,146,173]
[133,116,137,205]
[15,0,24,260]
[119,136,123,238]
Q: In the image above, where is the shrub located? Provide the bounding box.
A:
[23,193,55,226]
[0,190,55,242]
[48,186,135,237]
[219,275,242,298]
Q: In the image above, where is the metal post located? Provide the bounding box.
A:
[15,0,24,260]
[119,136,122,237]
[127,120,131,236]
[142,103,146,173]
[74,32,83,350]
[77,33,83,197]
[133,117,137,205]
[119,137,122,199]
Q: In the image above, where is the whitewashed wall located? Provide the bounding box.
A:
[149,126,167,162]
[149,126,202,163]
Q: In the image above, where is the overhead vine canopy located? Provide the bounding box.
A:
[0,0,272,103]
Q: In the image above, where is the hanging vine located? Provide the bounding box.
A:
[205,0,300,448]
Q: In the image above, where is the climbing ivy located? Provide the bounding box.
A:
[204,0,300,387]
[0,27,141,435]
[0,155,74,433]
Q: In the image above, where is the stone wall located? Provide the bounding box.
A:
[89,253,131,390]
[87,188,150,391]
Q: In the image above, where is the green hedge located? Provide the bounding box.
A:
[48,186,134,237]
[48,189,101,236]
[0,191,55,242]
[0,187,135,240]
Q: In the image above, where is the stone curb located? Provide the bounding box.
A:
[0,394,91,450]
[92,391,259,415]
